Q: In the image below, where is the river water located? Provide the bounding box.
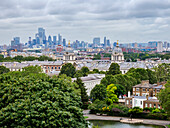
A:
[88,120,164,128]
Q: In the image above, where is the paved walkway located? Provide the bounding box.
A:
[84,113,170,127]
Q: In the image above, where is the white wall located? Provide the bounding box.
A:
[132,97,146,109]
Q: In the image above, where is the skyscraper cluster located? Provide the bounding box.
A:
[24,28,66,49]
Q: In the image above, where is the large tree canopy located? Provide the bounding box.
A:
[75,78,89,109]
[0,72,87,127]
[107,63,121,75]
[59,63,76,78]
[158,81,170,116]
[0,66,10,74]
[90,84,106,102]
[81,66,89,77]
[106,84,118,105]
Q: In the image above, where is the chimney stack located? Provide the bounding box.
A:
[128,91,130,98]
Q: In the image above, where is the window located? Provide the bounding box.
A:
[140,101,142,105]
[145,103,148,107]
[136,88,139,91]
[126,100,129,105]
[55,67,57,69]
[147,88,149,91]
[58,67,60,69]
[158,104,160,109]
[143,88,146,92]
[157,89,160,92]
[133,88,135,91]
[130,100,132,104]
[51,67,53,69]
[154,104,156,108]
[149,104,152,107]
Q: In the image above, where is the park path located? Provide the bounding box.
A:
[83,110,170,127]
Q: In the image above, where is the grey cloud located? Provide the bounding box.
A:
[0,0,170,44]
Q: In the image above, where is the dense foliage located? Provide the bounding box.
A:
[105,84,118,105]
[75,78,89,109]
[81,66,90,77]
[158,81,170,117]
[107,63,121,75]
[59,63,76,78]
[124,52,170,62]
[153,63,170,82]
[90,84,107,102]
[92,54,101,60]
[0,55,54,62]
[0,66,10,74]
[101,74,136,94]
[0,72,87,127]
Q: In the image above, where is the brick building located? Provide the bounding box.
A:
[125,80,165,109]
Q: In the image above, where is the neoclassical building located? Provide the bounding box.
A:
[63,41,76,64]
[111,40,124,63]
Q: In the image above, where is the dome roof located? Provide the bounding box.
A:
[112,46,122,54]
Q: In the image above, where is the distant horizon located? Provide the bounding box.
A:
[1,0,170,44]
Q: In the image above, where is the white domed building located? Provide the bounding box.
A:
[63,41,76,64]
[111,40,124,63]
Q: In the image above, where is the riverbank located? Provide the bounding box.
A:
[85,114,170,128]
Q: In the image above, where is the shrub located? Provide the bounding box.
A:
[152,108,161,113]
[88,100,107,114]
[129,107,143,114]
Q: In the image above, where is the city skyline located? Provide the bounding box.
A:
[0,0,170,44]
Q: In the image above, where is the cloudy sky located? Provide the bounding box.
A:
[0,0,170,45]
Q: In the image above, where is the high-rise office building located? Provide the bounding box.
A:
[106,39,110,47]
[48,35,52,45]
[104,37,107,48]
[14,37,20,45]
[38,28,45,44]
[63,38,66,47]
[148,41,157,48]
[11,37,20,46]
[157,41,163,52]
[93,37,100,47]
[53,36,57,45]
[35,33,40,44]
[58,34,62,45]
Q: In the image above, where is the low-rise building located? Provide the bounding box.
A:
[72,74,105,96]
[125,80,165,109]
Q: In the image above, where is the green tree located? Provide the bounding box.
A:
[114,84,125,98]
[75,78,89,109]
[59,63,76,78]
[22,65,42,74]
[24,56,37,61]
[81,66,89,77]
[0,66,10,74]
[38,55,53,61]
[107,63,121,75]
[0,72,87,127]
[92,54,101,60]
[100,75,118,87]
[74,70,83,78]
[126,68,149,83]
[146,69,157,84]
[158,81,170,116]
[13,55,24,62]
[106,84,118,105]
[90,84,106,102]
[93,69,99,73]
